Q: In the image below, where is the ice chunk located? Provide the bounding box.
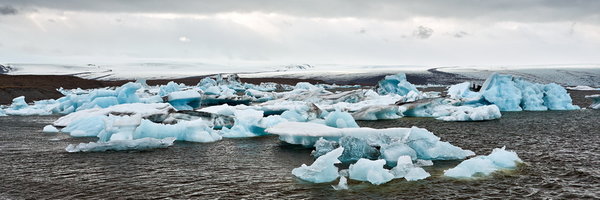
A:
[267,122,474,161]
[9,96,28,110]
[514,78,547,111]
[338,136,380,162]
[4,96,55,116]
[60,115,108,137]
[167,90,202,110]
[566,85,599,91]
[542,83,580,110]
[133,119,222,143]
[76,96,119,111]
[332,176,349,190]
[53,103,174,127]
[292,147,344,183]
[380,142,417,166]
[221,109,267,138]
[586,94,600,109]
[324,110,359,128]
[376,73,419,96]
[42,125,59,133]
[447,82,481,100]
[390,156,430,181]
[480,73,523,111]
[159,81,181,96]
[444,146,522,178]
[65,137,176,152]
[115,82,142,104]
[348,159,394,185]
[312,138,339,158]
[433,105,501,121]
[351,105,402,121]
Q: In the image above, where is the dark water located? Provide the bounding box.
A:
[1,110,599,199]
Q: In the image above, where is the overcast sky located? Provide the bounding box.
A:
[1,0,599,66]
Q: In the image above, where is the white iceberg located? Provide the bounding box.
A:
[53,103,174,127]
[348,158,395,185]
[65,137,176,152]
[324,110,359,128]
[444,146,522,178]
[390,156,430,181]
[292,147,344,183]
[351,105,403,121]
[433,105,501,121]
[447,82,481,100]
[42,125,59,133]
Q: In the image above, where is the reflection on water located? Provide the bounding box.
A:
[1,110,599,199]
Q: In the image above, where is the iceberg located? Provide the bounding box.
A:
[65,137,176,152]
[376,73,419,96]
[292,147,344,183]
[444,146,522,178]
[324,110,359,128]
[433,105,501,121]
[267,122,474,161]
[167,90,202,110]
[53,103,174,127]
[586,94,600,109]
[221,109,268,138]
[61,115,107,137]
[390,156,430,181]
[133,119,222,143]
[3,96,55,116]
[514,78,547,111]
[480,73,523,111]
[447,82,481,100]
[348,158,395,185]
[158,81,181,96]
[542,83,579,110]
[351,105,403,121]
[566,85,599,91]
[42,125,59,133]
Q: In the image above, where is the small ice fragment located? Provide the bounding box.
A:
[348,158,394,185]
[42,125,59,133]
[65,137,176,152]
[292,147,344,183]
[332,176,349,190]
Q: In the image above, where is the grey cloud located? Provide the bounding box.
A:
[0,5,17,15]
[3,0,600,23]
[453,31,469,38]
[413,26,433,39]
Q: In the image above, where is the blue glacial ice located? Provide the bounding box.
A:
[447,82,481,100]
[61,115,108,137]
[167,90,202,110]
[221,109,268,138]
[65,137,176,152]
[351,105,403,121]
[324,110,359,128]
[542,83,580,110]
[444,146,522,178]
[376,73,419,96]
[348,158,395,185]
[480,73,523,111]
[267,122,474,161]
[133,119,222,143]
[586,94,600,109]
[158,81,181,96]
[292,147,344,183]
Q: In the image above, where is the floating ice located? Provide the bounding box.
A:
[480,73,523,111]
[348,158,395,185]
[332,176,349,190]
[133,119,222,143]
[158,81,181,96]
[566,85,599,91]
[433,105,501,121]
[53,103,174,127]
[390,155,431,181]
[268,122,474,161]
[447,82,481,100]
[324,110,359,128]
[376,73,419,96]
[65,137,176,152]
[42,125,59,133]
[3,96,55,116]
[543,83,579,110]
[61,115,107,137]
[514,78,547,111]
[292,147,344,183]
[351,105,403,121]
[115,82,142,104]
[586,95,600,109]
[221,109,267,138]
[444,146,522,178]
[167,90,202,110]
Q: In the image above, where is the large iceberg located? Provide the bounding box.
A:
[480,73,523,111]
[65,137,176,152]
[444,146,522,178]
[220,109,268,138]
[376,73,419,96]
[267,122,474,161]
[292,147,344,183]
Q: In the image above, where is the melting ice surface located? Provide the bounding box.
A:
[444,146,522,178]
[65,137,176,152]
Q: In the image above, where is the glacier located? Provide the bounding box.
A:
[444,146,522,178]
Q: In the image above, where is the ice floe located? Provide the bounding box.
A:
[292,147,344,183]
[66,137,176,152]
[444,146,522,178]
